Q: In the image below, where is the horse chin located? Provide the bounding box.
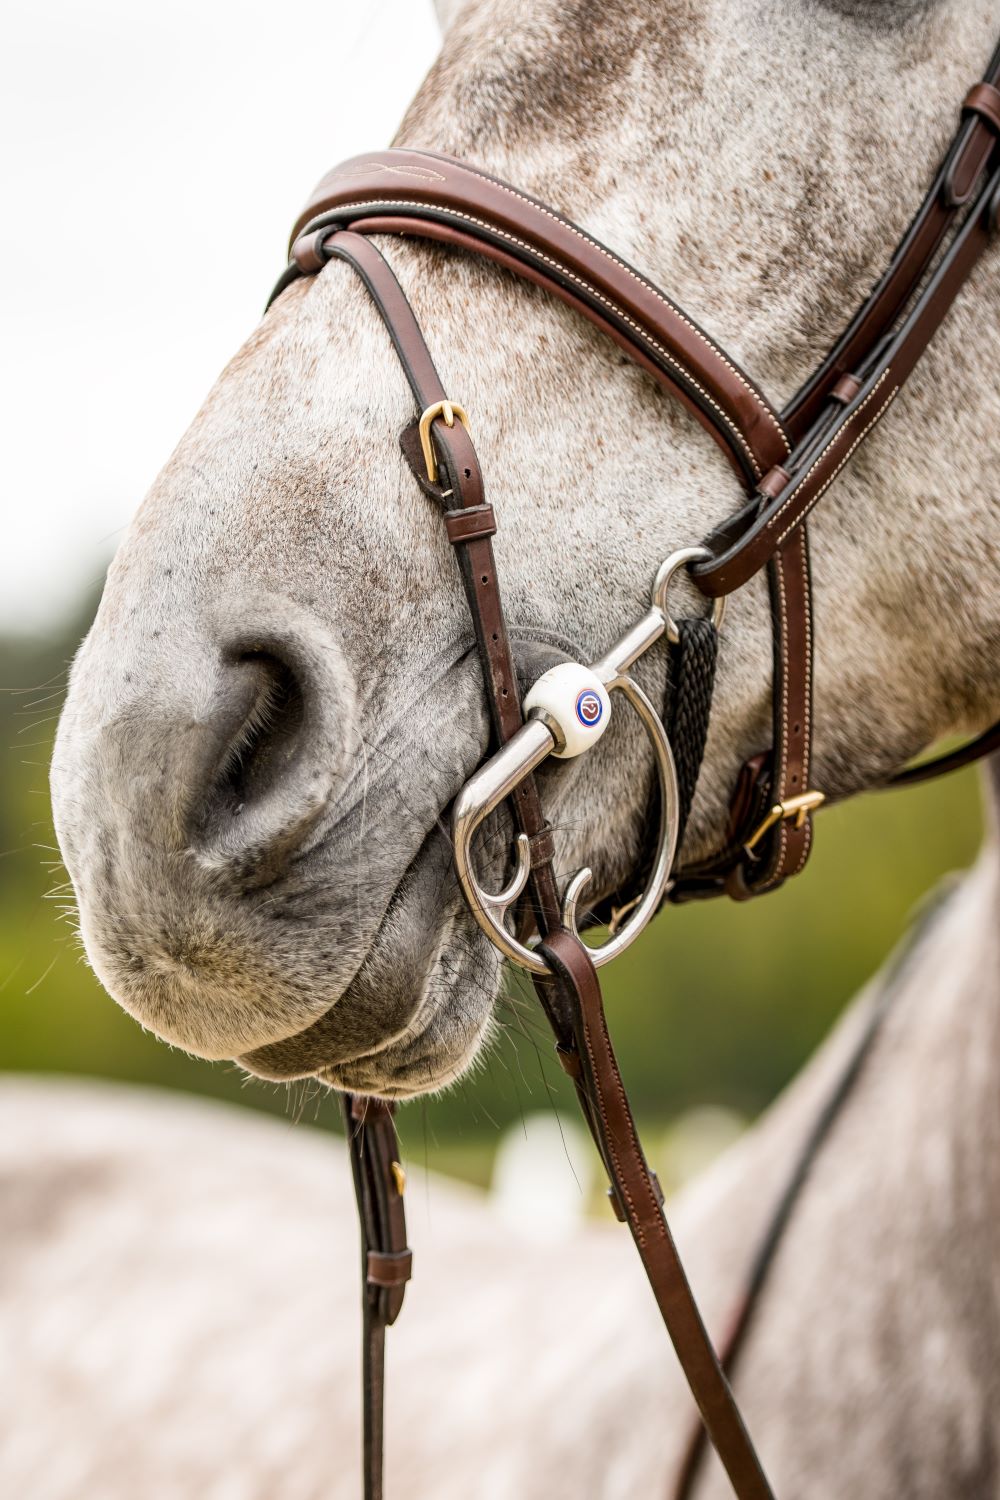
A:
[237,926,499,1099]
[236,841,503,1098]
[316,935,501,1100]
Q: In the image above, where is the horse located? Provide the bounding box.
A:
[47,0,1000,1493]
[3,804,999,1497]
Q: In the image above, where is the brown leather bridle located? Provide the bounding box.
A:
[266,37,1000,1500]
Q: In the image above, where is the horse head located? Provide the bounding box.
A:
[51,0,1000,1096]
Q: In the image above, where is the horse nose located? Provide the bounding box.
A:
[180,611,356,882]
[56,606,355,893]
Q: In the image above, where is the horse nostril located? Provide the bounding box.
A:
[216,652,305,816]
[195,650,314,871]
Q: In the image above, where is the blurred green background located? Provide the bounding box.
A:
[0,591,984,1186]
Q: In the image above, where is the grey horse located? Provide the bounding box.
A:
[40,0,1000,1494]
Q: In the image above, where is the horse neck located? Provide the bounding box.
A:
[759,769,1000,1238]
[871,773,1000,1207]
[707,757,1000,1325]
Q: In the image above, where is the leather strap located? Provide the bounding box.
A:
[887,717,1000,787]
[279,149,790,487]
[694,161,1000,598]
[726,527,815,898]
[342,1095,411,1500]
[669,525,816,904]
[783,38,1000,436]
[537,930,776,1500]
[322,232,567,949]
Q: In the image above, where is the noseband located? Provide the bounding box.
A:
[267,39,1000,1500]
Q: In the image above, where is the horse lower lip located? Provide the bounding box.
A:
[240,1026,393,1081]
[237,966,413,1083]
[237,821,446,1080]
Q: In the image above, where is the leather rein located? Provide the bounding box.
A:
[266,39,1000,1500]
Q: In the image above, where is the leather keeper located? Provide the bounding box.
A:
[526,825,556,868]
[724,862,758,903]
[963,82,1000,136]
[291,228,333,275]
[607,1172,663,1223]
[399,420,454,502]
[830,372,862,405]
[725,751,770,846]
[756,465,790,501]
[444,504,497,545]
[555,1042,582,1079]
[945,85,1000,205]
[367,1249,413,1288]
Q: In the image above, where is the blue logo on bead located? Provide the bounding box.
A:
[575,690,603,728]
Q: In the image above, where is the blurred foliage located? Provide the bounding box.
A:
[0,593,985,1182]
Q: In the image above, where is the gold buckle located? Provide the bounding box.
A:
[744,788,825,854]
[418,400,471,484]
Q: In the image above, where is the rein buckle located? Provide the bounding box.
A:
[744,788,826,854]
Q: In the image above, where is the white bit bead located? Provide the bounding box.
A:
[523,663,612,759]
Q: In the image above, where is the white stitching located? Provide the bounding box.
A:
[757,529,814,891]
[444,171,791,455]
[767,550,792,889]
[315,199,783,478]
[773,384,900,552]
[706,373,899,592]
[320,164,792,455]
[764,369,892,539]
[789,531,813,878]
[798,534,811,791]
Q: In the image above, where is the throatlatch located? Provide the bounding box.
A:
[269,33,1000,1500]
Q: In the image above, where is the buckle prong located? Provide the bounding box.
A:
[744,788,825,854]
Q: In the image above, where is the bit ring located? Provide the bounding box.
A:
[653,547,727,645]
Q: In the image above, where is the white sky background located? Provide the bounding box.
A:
[1,0,440,638]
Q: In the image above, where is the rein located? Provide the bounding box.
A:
[267,38,1000,1500]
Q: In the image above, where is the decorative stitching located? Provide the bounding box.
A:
[773,385,900,552]
[760,547,793,892]
[305,199,780,479]
[790,531,814,878]
[440,166,791,457]
[798,534,812,793]
[774,556,791,790]
[703,373,899,593]
[308,160,791,455]
[331,161,448,183]
[754,528,814,892]
[763,368,892,539]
